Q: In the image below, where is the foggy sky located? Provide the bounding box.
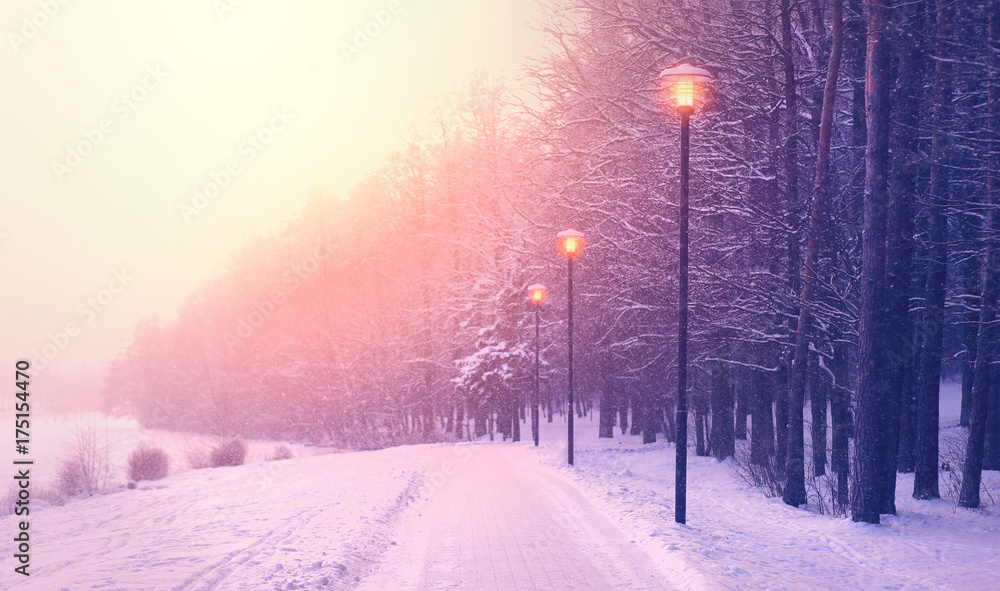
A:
[1,0,543,373]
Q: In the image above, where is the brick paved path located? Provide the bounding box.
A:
[360,444,672,591]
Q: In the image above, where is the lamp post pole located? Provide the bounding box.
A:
[676,106,691,524]
[567,256,575,465]
[660,63,711,525]
[528,284,547,447]
[534,305,541,446]
[557,229,585,466]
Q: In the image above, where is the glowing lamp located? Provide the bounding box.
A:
[557,228,585,259]
[528,284,548,305]
[660,63,712,114]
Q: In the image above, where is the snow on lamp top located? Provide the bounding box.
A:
[660,63,712,112]
[528,284,547,305]
[557,228,585,259]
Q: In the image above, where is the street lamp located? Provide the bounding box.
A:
[660,62,712,524]
[528,283,548,447]
[557,228,585,465]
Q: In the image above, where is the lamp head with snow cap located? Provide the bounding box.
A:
[557,228,585,260]
[660,63,713,116]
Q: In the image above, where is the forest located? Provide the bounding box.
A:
[101,0,1000,524]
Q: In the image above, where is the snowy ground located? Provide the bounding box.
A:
[1,383,998,589]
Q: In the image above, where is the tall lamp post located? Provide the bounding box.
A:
[660,63,712,524]
[557,228,585,466]
[528,284,548,447]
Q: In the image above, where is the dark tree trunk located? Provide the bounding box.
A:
[751,359,776,466]
[914,0,954,501]
[619,386,630,435]
[775,358,790,476]
[664,399,677,443]
[958,0,1000,508]
[695,389,709,457]
[711,361,736,460]
[811,352,828,477]
[890,5,923,476]
[630,388,643,436]
[831,342,852,508]
[735,366,749,440]
[642,388,657,444]
[897,349,918,473]
[985,366,1000,471]
[852,0,892,524]
[599,355,616,438]
[777,0,800,492]
[785,0,842,507]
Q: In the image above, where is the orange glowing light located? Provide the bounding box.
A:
[660,63,712,113]
[528,283,547,305]
[675,77,695,107]
[557,228,585,259]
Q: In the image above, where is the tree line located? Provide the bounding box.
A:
[103,0,1000,519]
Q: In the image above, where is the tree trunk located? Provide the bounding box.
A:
[619,386,630,435]
[851,0,891,524]
[811,351,828,477]
[958,0,1000,508]
[630,388,643,436]
[711,361,736,460]
[599,355,616,438]
[985,366,1000,471]
[890,4,923,477]
[784,0,842,507]
[914,0,954,501]
[831,342,852,508]
[695,394,709,457]
[751,357,776,466]
[735,366,749,440]
[642,388,657,444]
[775,358,789,476]
[897,349,918,473]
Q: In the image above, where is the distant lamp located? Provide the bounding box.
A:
[528,283,547,447]
[528,284,548,306]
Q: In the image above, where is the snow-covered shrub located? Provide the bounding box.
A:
[940,428,967,506]
[732,441,783,498]
[58,416,113,496]
[57,458,86,497]
[210,438,247,467]
[269,444,293,461]
[127,443,170,481]
[0,484,64,516]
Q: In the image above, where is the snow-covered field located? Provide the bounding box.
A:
[1,383,997,590]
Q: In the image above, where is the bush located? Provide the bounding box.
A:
[58,416,112,496]
[270,444,293,461]
[57,459,86,497]
[210,438,247,467]
[127,443,170,481]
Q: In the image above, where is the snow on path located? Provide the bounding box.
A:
[358,444,672,591]
[0,447,424,590]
